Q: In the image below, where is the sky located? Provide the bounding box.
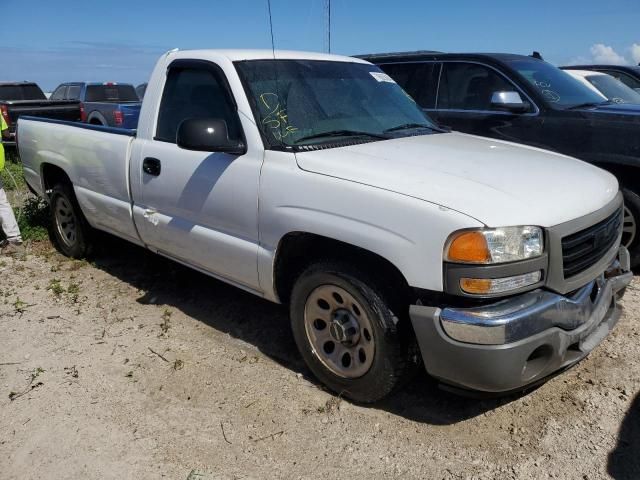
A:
[1,0,639,91]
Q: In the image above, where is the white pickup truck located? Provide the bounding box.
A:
[18,49,632,402]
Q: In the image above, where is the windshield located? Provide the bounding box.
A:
[235,60,437,148]
[85,84,139,102]
[510,59,606,109]
[0,84,46,101]
[586,74,640,104]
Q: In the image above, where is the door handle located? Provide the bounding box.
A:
[142,157,161,176]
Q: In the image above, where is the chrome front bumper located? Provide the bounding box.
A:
[439,250,632,345]
[409,247,632,393]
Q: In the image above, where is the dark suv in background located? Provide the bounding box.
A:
[562,64,640,93]
[360,51,640,265]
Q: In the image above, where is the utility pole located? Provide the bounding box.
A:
[324,0,331,53]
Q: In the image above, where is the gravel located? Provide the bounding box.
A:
[0,238,638,480]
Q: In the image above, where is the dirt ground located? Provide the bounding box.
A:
[0,237,639,480]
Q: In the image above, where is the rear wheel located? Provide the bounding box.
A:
[621,188,640,267]
[49,183,92,258]
[290,262,412,403]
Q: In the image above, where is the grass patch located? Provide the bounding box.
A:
[48,278,64,296]
[1,154,49,242]
[0,152,25,192]
[17,197,49,241]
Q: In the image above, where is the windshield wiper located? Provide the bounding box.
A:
[383,123,437,133]
[294,129,388,144]
[565,101,612,110]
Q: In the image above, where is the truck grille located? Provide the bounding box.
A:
[561,208,622,278]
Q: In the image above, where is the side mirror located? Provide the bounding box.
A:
[490,91,531,113]
[177,118,246,154]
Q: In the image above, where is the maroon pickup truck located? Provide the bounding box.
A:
[0,82,80,146]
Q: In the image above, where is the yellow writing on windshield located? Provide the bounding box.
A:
[259,92,298,139]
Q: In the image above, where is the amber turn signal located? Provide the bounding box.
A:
[459,278,493,294]
[446,231,491,263]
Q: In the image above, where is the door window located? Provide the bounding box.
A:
[51,86,67,100]
[156,67,241,143]
[66,85,82,100]
[437,62,519,111]
[380,62,440,108]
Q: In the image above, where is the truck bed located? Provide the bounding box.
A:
[1,100,81,144]
[18,116,140,244]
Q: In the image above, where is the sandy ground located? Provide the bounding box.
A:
[0,237,638,480]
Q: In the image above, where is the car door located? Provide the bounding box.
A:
[132,61,262,292]
[429,61,543,145]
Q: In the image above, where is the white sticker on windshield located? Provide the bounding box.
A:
[369,71,395,83]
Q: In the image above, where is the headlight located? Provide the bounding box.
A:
[445,226,543,264]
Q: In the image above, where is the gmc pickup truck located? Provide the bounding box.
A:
[18,49,632,402]
[0,81,80,145]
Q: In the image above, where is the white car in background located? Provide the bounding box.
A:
[565,69,640,105]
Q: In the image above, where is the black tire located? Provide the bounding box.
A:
[49,183,93,258]
[290,262,412,403]
[622,187,640,267]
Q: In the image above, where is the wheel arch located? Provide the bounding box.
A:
[40,162,72,200]
[87,111,107,126]
[272,231,411,307]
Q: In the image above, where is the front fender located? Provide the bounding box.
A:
[257,151,483,300]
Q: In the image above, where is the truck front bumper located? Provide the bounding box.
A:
[410,247,632,393]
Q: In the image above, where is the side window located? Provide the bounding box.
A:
[601,70,640,90]
[51,86,67,100]
[380,62,440,108]
[437,63,519,111]
[66,85,82,100]
[156,66,241,143]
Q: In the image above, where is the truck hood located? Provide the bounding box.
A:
[294,132,618,228]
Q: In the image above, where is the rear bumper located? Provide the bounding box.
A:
[410,247,632,393]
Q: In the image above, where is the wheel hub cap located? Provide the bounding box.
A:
[54,196,77,248]
[329,309,360,345]
[303,284,375,379]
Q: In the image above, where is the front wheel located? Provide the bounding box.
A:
[290,262,412,403]
[49,183,92,258]
[622,188,640,267]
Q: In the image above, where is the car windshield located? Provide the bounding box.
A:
[510,59,606,109]
[586,74,640,104]
[235,59,438,148]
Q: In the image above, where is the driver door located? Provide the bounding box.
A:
[131,61,262,291]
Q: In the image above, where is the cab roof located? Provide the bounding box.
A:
[170,49,369,64]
